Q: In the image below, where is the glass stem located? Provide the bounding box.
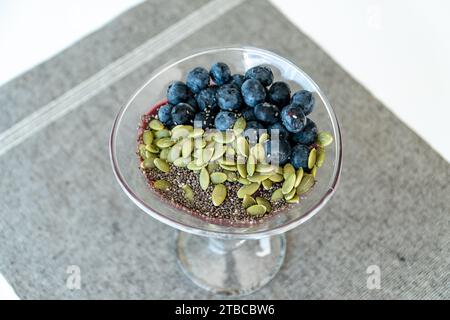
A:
[208,238,246,255]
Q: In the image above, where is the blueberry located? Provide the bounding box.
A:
[281,104,306,133]
[194,110,215,129]
[171,102,196,125]
[254,102,280,124]
[241,107,256,121]
[186,95,198,110]
[230,74,244,88]
[268,121,290,139]
[167,81,189,105]
[186,67,210,93]
[243,121,264,142]
[241,79,266,107]
[196,87,217,111]
[214,111,237,131]
[291,90,315,115]
[264,139,291,166]
[268,81,291,107]
[291,118,317,145]
[290,144,310,169]
[157,103,173,125]
[210,62,231,85]
[245,65,273,87]
[216,84,243,111]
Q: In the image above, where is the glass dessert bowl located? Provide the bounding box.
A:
[110,47,342,296]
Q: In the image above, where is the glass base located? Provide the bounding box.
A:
[176,232,286,296]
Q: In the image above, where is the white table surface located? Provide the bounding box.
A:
[0,0,449,299]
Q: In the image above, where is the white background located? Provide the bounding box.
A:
[0,0,449,299]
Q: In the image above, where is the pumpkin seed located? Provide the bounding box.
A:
[283,163,295,179]
[246,204,267,216]
[210,143,226,161]
[297,174,315,195]
[202,147,214,164]
[219,163,237,171]
[145,144,160,154]
[251,143,266,162]
[247,155,256,176]
[256,163,276,173]
[275,166,283,175]
[188,128,204,138]
[269,173,284,183]
[271,188,284,201]
[236,136,249,157]
[284,188,296,201]
[311,165,317,178]
[247,173,271,183]
[238,178,251,185]
[214,131,235,144]
[210,172,227,184]
[308,148,317,169]
[316,147,325,167]
[256,197,272,212]
[233,117,246,135]
[173,157,191,167]
[171,125,193,140]
[167,143,182,162]
[207,162,218,173]
[159,148,169,160]
[187,160,205,171]
[149,119,164,130]
[316,131,333,147]
[237,163,247,178]
[226,171,238,182]
[259,132,270,144]
[154,129,171,139]
[262,179,273,190]
[182,138,194,158]
[154,179,170,190]
[242,195,256,208]
[194,138,206,149]
[226,146,236,157]
[142,157,156,169]
[294,168,304,188]
[218,156,235,166]
[287,195,300,204]
[237,182,260,198]
[156,137,175,149]
[138,144,147,158]
[143,130,154,145]
[282,174,296,194]
[154,158,170,173]
[199,168,209,190]
[182,185,194,201]
[211,184,227,206]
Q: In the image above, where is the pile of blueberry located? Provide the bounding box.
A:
[157,62,319,170]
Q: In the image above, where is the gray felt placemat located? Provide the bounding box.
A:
[0,0,448,299]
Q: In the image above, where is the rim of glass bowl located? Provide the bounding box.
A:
[109,46,343,239]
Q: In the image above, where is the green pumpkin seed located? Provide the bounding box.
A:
[284,188,296,201]
[237,163,247,178]
[308,148,317,169]
[187,160,205,171]
[316,147,325,167]
[171,125,193,140]
[247,155,256,176]
[199,168,209,190]
[246,204,267,216]
[218,158,235,166]
[138,144,147,158]
[259,133,270,144]
[159,148,169,160]
[207,162,218,173]
[269,173,284,182]
[226,171,238,182]
[188,128,204,138]
[167,143,182,162]
[236,136,249,157]
[173,157,191,167]
[233,117,246,135]
[275,166,283,175]
[282,174,296,194]
[214,131,235,144]
[211,184,227,206]
[219,163,237,171]
[154,158,170,173]
[242,195,256,209]
[182,138,194,158]
[154,179,170,190]
[283,163,295,179]
[294,168,304,188]
[297,174,315,195]
[202,147,214,164]
[262,179,273,190]
[210,143,226,161]
[247,173,271,183]
[238,178,251,185]
[316,131,333,147]
[210,172,227,184]
[226,146,236,157]
[182,185,194,201]
[311,166,317,178]
[237,182,260,198]
[142,157,156,169]
[143,130,154,145]
[251,143,266,162]
[149,119,164,131]
[156,137,175,149]
[145,144,160,154]
[271,188,284,201]
[154,129,171,139]
[287,195,300,204]
[256,197,272,212]
[256,163,276,174]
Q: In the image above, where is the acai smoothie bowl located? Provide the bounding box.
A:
[137,61,333,226]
